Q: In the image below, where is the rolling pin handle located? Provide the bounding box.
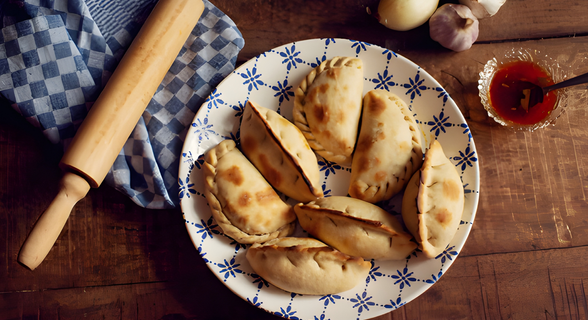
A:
[18,171,91,270]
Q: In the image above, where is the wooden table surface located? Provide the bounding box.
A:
[2,0,588,319]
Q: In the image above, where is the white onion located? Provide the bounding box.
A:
[377,0,439,31]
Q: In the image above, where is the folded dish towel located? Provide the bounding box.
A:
[0,0,244,209]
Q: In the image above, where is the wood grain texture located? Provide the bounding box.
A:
[3,0,588,319]
[392,246,588,320]
[214,0,588,63]
[0,279,279,320]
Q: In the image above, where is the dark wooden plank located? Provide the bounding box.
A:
[0,280,280,320]
[478,0,588,42]
[2,241,587,320]
[214,0,588,64]
[0,104,190,291]
[3,2,588,319]
[393,246,588,320]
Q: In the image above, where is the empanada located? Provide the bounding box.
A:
[401,140,465,258]
[294,196,417,260]
[349,89,423,203]
[293,57,364,165]
[203,139,296,244]
[246,237,371,295]
[240,100,323,202]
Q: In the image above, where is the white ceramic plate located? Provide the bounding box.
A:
[178,38,480,320]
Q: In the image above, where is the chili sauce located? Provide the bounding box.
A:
[488,60,557,125]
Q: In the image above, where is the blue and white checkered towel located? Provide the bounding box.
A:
[0,0,244,209]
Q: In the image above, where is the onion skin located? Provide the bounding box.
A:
[377,0,440,31]
[429,4,479,52]
[459,0,506,19]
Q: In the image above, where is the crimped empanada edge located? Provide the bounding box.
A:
[248,240,369,266]
[292,57,362,165]
[349,89,420,202]
[294,202,401,236]
[247,101,322,198]
[202,140,295,244]
[246,239,371,294]
[416,140,465,257]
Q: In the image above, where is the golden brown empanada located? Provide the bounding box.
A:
[349,89,423,203]
[294,196,417,260]
[240,100,323,202]
[246,237,371,295]
[401,140,465,258]
[293,57,364,165]
[202,139,296,244]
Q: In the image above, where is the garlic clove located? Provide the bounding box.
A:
[459,0,506,19]
[429,4,479,52]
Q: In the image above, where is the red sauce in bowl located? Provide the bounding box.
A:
[488,60,557,125]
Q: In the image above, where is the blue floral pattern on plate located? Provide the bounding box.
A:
[178,38,480,320]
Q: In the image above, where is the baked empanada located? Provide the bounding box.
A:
[246,237,371,295]
[349,89,423,203]
[401,140,465,258]
[203,139,296,244]
[294,196,417,260]
[293,56,364,165]
[240,100,323,202]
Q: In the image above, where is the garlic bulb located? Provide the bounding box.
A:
[459,0,506,19]
[429,4,479,52]
[377,0,439,31]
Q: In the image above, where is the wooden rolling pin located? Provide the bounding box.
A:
[18,0,205,270]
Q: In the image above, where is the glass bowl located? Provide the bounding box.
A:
[478,47,570,131]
